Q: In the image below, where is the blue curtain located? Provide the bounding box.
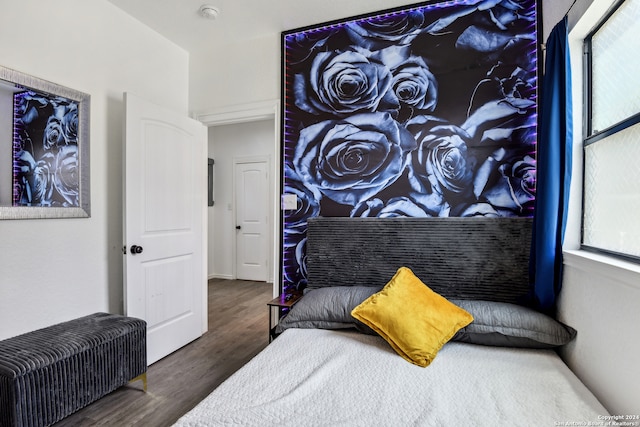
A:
[529,16,573,313]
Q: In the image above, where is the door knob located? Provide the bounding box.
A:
[236,226,241,230]
[130,245,143,255]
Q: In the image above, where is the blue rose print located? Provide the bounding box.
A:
[457,202,501,217]
[345,10,425,50]
[391,56,438,122]
[406,116,475,207]
[283,238,307,292]
[14,149,54,206]
[481,154,536,215]
[465,65,536,134]
[287,29,340,65]
[294,49,398,116]
[53,145,79,206]
[282,0,538,292]
[12,91,81,207]
[42,116,67,150]
[456,24,535,53]
[293,112,416,206]
[282,165,321,290]
[352,196,434,218]
[425,0,534,37]
[60,102,79,143]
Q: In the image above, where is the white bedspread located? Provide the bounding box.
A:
[174,329,608,427]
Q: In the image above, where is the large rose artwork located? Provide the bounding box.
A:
[283,0,538,291]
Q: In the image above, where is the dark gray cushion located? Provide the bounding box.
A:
[451,300,577,348]
[275,286,381,333]
[306,217,532,304]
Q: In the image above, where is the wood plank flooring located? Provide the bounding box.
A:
[54,278,273,426]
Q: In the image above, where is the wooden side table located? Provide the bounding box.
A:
[267,293,302,342]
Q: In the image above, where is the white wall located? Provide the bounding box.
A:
[190,35,280,114]
[207,119,275,281]
[558,253,640,414]
[557,0,640,415]
[0,0,189,340]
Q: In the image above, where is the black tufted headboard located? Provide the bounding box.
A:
[305,217,533,305]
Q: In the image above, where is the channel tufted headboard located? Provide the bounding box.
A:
[305,217,533,305]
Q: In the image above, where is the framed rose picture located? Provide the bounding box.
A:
[1,65,90,219]
[281,0,538,291]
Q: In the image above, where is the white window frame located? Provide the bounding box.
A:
[563,0,640,276]
[579,0,640,263]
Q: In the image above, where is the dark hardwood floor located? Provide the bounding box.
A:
[54,278,273,426]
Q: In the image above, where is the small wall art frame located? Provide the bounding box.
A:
[0,65,90,219]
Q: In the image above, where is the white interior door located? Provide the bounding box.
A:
[235,158,269,281]
[124,92,207,365]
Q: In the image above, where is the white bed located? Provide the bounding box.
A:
[175,218,609,426]
[175,328,608,426]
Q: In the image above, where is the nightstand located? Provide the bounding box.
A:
[267,293,302,342]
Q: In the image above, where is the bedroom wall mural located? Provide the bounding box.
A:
[281,0,538,292]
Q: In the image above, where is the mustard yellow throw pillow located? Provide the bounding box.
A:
[351,267,474,367]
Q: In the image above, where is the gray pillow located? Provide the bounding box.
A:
[276,288,577,349]
[275,286,381,334]
[450,300,577,348]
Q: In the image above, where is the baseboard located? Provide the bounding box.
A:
[208,273,234,280]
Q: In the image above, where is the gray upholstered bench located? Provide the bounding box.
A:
[0,312,147,427]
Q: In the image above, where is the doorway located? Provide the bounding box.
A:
[198,100,280,296]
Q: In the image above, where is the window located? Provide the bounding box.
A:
[582,0,640,261]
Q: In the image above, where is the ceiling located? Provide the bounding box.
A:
[107,0,419,55]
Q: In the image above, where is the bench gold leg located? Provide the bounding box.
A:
[130,373,147,392]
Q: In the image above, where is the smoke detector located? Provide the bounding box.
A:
[198,5,220,19]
